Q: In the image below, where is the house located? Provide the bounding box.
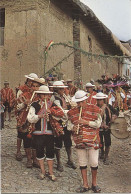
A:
[0,0,131,89]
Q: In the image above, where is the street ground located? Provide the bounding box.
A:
[1,114,131,193]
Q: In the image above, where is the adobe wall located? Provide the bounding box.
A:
[0,0,119,90]
[0,0,38,89]
[80,20,119,86]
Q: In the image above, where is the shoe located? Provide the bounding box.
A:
[16,152,23,161]
[76,186,90,193]
[66,161,77,169]
[26,160,32,168]
[38,173,46,180]
[56,164,64,172]
[33,162,40,168]
[46,172,56,181]
[92,185,101,193]
[103,158,110,165]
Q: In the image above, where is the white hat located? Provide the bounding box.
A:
[72,90,88,102]
[93,92,108,99]
[86,82,95,87]
[33,77,45,85]
[25,73,38,80]
[35,85,53,94]
[50,81,68,88]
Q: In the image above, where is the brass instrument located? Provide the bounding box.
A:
[63,93,77,108]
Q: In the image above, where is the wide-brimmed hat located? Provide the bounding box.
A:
[93,92,108,99]
[35,85,53,94]
[49,81,68,88]
[4,80,9,84]
[66,79,72,83]
[25,73,38,80]
[86,82,95,87]
[72,90,88,102]
[33,77,45,85]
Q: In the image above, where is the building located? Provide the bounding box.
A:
[0,0,131,89]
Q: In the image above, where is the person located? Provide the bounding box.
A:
[15,73,39,162]
[50,81,76,172]
[65,79,77,97]
[68,90,102,193]
[27,85,56,181]
[1,80,16,122]
[85,82,97,105]
[16,74,44,168]
[114,85,126,112]
[93,92,118,165]
[0,93,5,129]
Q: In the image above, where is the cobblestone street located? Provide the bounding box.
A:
[1,115,131,193]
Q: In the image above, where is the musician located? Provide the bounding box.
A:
[15,73,38,161]
[93,92,119,165]
[85,82,97,105]
[16,75,44,168]
[50,81,76,172]
[27,85,56,181]
[68,90,102,193]
[65,79,77,97]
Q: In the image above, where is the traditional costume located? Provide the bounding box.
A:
[68,90,102,193]
[27,85,56,181]
[50,81,76,171]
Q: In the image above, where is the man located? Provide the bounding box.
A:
[16,74,45,167]
[1,81,16,121]
[27,85,56,181]
[85,82,97,105]
[93,92,118,165]
[15,73,38,161]
[50,81,76,172]
[65,79,77,97]
[68,90,102,193]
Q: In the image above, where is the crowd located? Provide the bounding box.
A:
[0,73,131,193]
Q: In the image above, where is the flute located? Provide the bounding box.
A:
[26,91,36,111]
[76,106,82,134]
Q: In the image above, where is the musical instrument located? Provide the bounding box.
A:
[68,104,101,149]
[110,111,130,139]
[63,93,77,108]
[76,106,82,134]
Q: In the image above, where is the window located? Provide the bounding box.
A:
[0,8,5,46]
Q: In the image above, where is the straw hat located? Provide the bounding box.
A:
[34,77,45,85]
[25,73,38,80]
[35,85,53,94]
[85,82,95,87]
[93,92,108,99]
[72,90,88,102]
[50,81,68,88]
[4,80,9,84]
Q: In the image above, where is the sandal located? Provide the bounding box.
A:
[16,152,23,161]
[56,164,64,172]
[38,173,46,180]
[76,186,90,193]
[46,172,56,181]
[92,185,101,193]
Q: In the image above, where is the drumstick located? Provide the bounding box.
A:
[76,106,82,134]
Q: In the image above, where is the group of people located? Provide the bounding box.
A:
[0,72,130,193]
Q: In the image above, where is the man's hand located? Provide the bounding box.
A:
[75,119,89,126]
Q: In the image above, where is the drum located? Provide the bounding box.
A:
[110,115,130,139]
